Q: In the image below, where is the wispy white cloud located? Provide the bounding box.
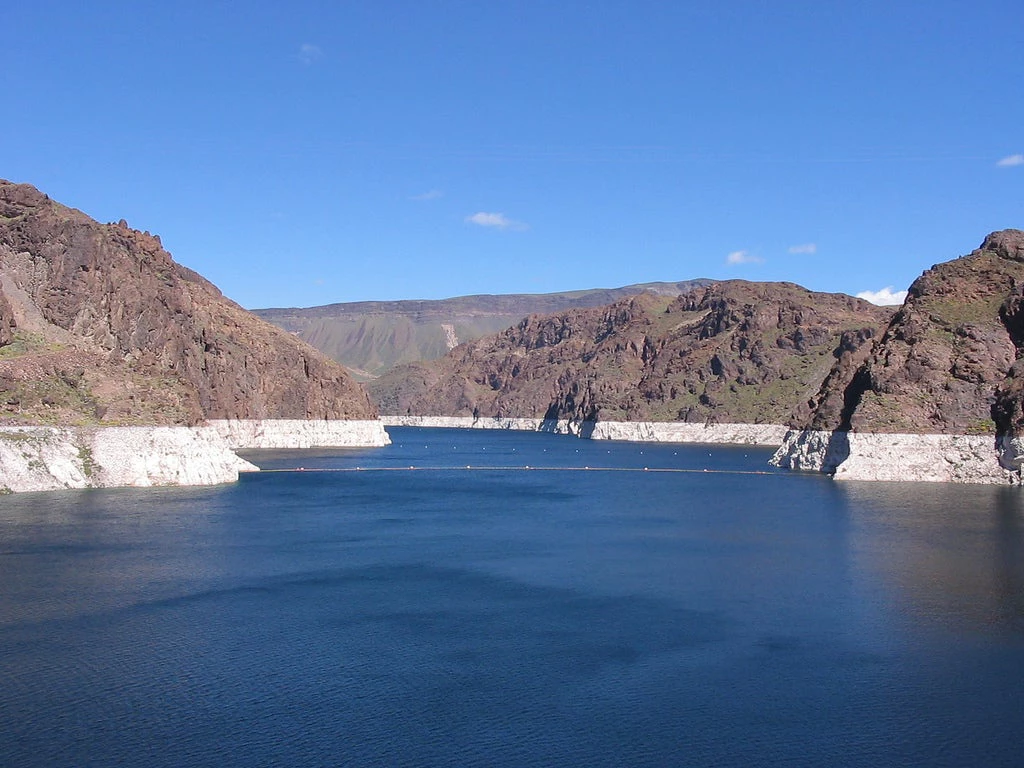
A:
[856,286,908,306]
[298,43,323,65]
[726,250,763,265]
[411,189,443,201]
[465,212,527,231]
[788,243,817,255]
[996,154,1024,167]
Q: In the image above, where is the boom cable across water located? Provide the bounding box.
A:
[253,465,780,476]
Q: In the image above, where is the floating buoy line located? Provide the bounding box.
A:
[250,465,779,477]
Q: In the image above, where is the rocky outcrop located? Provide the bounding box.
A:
[372,281,891,428]
[810,229,1024,435]
[774,230,1024,483]
[90,427,259,488]
[0,419,392,494]
[0,426,256,493]
[771,430,1016,484]
[839,228,1024,436]
[0,180,377,425]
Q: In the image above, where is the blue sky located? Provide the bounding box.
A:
[3,1,1021,309]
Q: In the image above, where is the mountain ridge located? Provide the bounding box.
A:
[369,280,893,427]
[253,280,714,379]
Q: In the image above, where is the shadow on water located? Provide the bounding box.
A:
[841,481,1024,635]
[994,487,1024,629]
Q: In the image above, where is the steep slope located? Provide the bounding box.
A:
[253,280,712,379]
[370,281,891,426]
[0,180,376,426]
[772,230,1024,483]
[800,230,1024,435]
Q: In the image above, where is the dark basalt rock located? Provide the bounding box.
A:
[0,180,377,425]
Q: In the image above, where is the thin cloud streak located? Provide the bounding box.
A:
[411,189,443,201]
[788,243,817,255]
[996,154,1024,167]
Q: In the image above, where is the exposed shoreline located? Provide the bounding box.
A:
[771,429,1022,485]
[3,416,1020,491]
[381,415,788,446]
[384,416,1023,485]
[0,419,390,494]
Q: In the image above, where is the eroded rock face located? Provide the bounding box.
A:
[0,180,377,425]
[797,229,1024,436]
[0,290,14,347]
[370,281,891,426]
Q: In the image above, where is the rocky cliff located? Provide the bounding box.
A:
[797,230,1024,436]
[773,229,1024,482]
[0,180,377,426]
[370,281,892,427]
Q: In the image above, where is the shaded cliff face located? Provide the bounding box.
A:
[0,180,376,425]
[370,281,891,425]
[802,229,1024,435]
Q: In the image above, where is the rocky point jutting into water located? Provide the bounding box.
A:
[773,230,1024,483]
[0,180,388,492]
[370,281,893,432]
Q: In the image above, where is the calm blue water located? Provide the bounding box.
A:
[1,427,1022,767]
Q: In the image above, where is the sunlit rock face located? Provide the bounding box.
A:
[0,426,254,493]
[0,179,378,427]
[372,281,891,428]
[773,230,1024,484]
[0,419,393,494]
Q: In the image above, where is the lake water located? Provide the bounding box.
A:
[1,427,1022,767]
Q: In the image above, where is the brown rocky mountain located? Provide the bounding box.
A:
[253,280,712,380]
[800,229,1024,436]
[0,180,376,426]
[370,281,892,426]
